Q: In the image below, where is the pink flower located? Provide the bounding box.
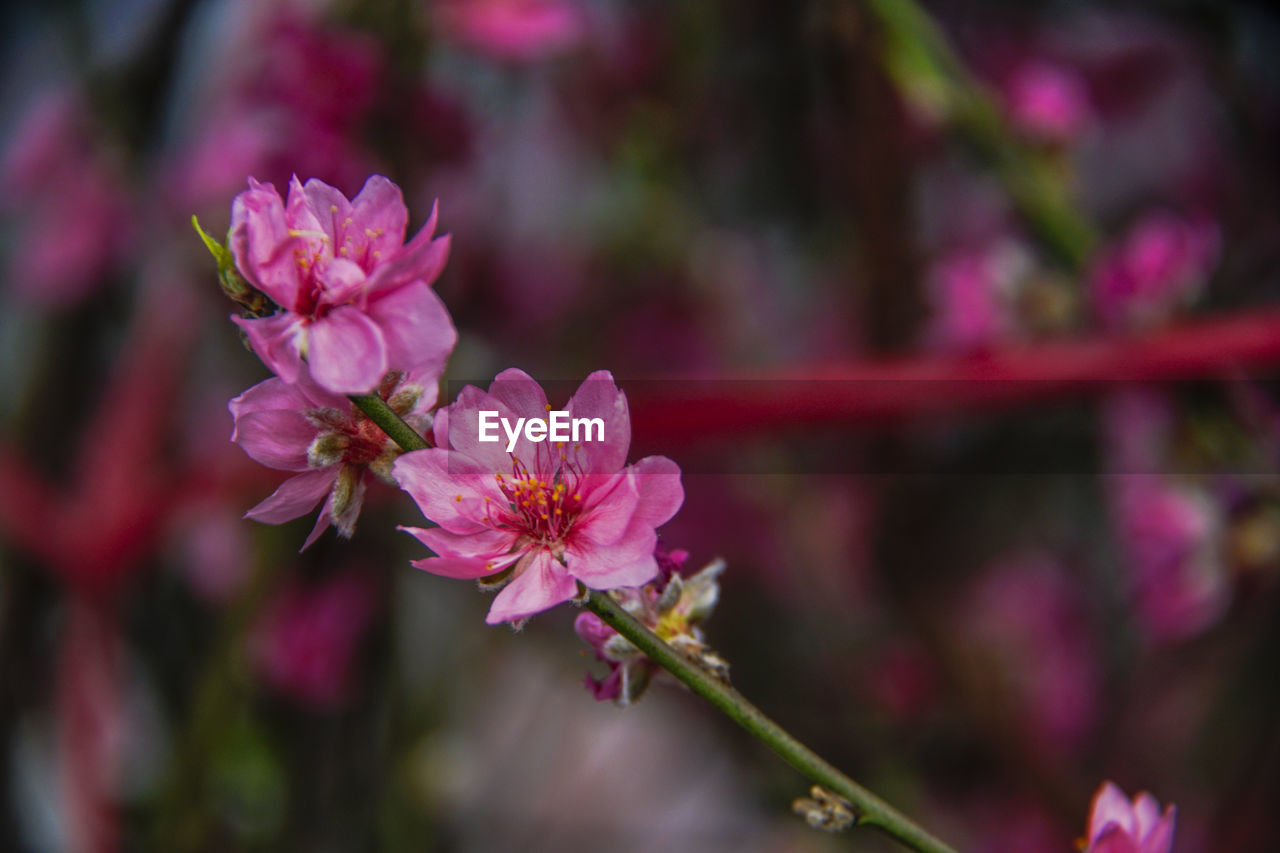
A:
[251,570,378,708]
[230,369,437,550]
[229,174,456,394]
[1090,212,1219,330]
[1083,782,1176,853]
[434,0,585,63]
[1006,61,1093,144]
[393,369,684,626]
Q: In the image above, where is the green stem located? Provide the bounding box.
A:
[350,393,429,451]
[358,402,960,852]
[582,589,960,853]
[862,0,1096,270]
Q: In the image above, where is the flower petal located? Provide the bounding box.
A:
[365,225,450,294]
[629,455,684,527]
[229,178,303,309]
[392,449,505,534]
[366,280,456,378]
[485,550,577,625]
[350,174,409,257]
[232,313,307,385]
[568,529,659,590]
[306,306,388,395]
[229,377,312,426]
[316,257,367,304]
[399,525,514,560]
[566,370,630,475]
[232,409,317,471]
[1089,826,1140,853]
[245,469,338,524]
[1090,783,1137,842]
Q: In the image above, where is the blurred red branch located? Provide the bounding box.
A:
[630,308,1280,444]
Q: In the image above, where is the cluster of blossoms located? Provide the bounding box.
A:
[212,174,1179,850]
[574,545,727,704]
[220,174,688,646]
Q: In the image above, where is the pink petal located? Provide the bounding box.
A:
[565,369,630,474]
[628,455,684,527]
[487,367,549,419]
[306,306,388,395]
[301,506,332,551]
[392,449,505,534]
[365,227,450,294]
[1141,808,1176,853]
[229,377,311,426]
[286,175,332,265]
[399,525,514,559]
[316,257,367,304]
[1132,793,1161,841]
[232,409,317,471]
[366,280,457,377]
[568,531,659,590]
[245,469,338,524]
[485,550,577,625]
[1090,783,1137,842]
[229,178,303,309]
[575,472,639,545]
[1089,826,1140,853]
[350,174,409,256]
[411,554,518,579]
[435,385,524,473]
[231,313,307,385]
[303,177,354,247]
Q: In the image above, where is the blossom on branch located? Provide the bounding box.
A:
[230,369,437,549]
[229,174,455,394]
[575,544,726,705]
[393,369,684,626]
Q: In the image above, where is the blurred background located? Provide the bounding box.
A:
[2,0,1280,850]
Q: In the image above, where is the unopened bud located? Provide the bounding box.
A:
[792,786,855,833]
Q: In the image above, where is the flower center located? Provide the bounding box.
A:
[492,456,584,544]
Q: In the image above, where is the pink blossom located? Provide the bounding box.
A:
[230,369,437,550]
[229,175,455,394]
[1083,782,1176,853]
[393,369,684,626]
[1006,61,1093,144]
[251,570,378,707]
[435,0,585,63]
[575,545,724,705]
[1090,212,1219,330]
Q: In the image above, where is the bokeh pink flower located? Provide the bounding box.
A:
[1090,211,1219,330]
[229,174,455,394]
[394,369,683,625]
[252,570,378,708]
[434,0,585,63]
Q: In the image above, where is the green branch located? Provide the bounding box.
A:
[582,589,960,853]
[350,392,429,451]
[862,0,1096,270]
[359,396,960,853]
